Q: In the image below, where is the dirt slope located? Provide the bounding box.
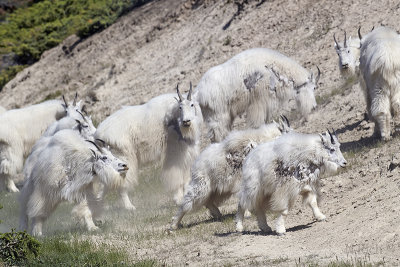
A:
[1,0,400,265]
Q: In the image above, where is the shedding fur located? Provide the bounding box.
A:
[170,117,291,230]
[236,131,347,235]
[94,85,203,210]
[194,48,319,142]
[19,129,128,236]
[0,100,67,193]
[358,26,400,140]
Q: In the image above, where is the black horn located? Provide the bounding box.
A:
[187,82,192,101]
[327,129,335,144]
[358,26,362,41]
[95,138,106,147]
[333,33,340,48]
[281,115,290,128]
[62,95,68,108]
[86,140,102,152]
[176,84,183,102]
[316,66,321,85]
[73,92,78,106]
[76,110,87,122]
[343,30,347,47]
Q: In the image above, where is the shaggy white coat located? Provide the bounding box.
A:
[0,100,66,192]
[23,115,96,181]
[0,106,6,115]
[236,131,347,235]
[359,26,400,140]
[95,92,203,210]
[19,129,127,236]
[170,119,290,229]
[195,48,318,142]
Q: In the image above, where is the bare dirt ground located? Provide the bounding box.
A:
[1,0,400,265]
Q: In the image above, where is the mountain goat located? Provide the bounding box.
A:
[0,100,67,193]
[236,130,347,235]
[334,30,361,78]
[95,83,203,210]
[170,116,291,230]
[194,48,319,142]
[19,130,128,236]
[358,26,400,140]
[23,114,96,182]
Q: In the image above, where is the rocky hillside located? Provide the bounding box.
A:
[1,0,400,265]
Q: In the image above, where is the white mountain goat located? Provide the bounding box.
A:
[94,83,203,210]
[43,94,94,137]
[0,99,67,192]
[23,113,96,182]
[236,130,347,235]
[333,30,361,78]
[358,26,400,140]
[170,116,291,230]
[23,94,96,181]
[194,48,319,142]
[19,130,128,236]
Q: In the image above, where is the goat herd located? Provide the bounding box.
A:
[0,26,399,237]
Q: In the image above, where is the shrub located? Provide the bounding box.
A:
[0,0,152,91]
[0,229,40,265]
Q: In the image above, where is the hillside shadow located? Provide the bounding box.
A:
[214,221,315,237]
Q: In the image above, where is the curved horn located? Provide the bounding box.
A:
[73,92,78,106]
[176,84,183,102]
[327,129,335,144]
[62,95,68,108]
[86,140,102,152]
[343,30,347,47]
[81,105,88,116]
[95,138,106,147]
[333,33,340,48]
[316,66,321,85]
[371,26,375,32]
[358,26,362,41]
[187,82,192,101]
[282,115,290,128]
[76,110,87,122]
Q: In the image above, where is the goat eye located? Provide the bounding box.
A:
[179,106,182,109]
[101,156,107,161]
[191,104,194,107]
[83,125,88,128]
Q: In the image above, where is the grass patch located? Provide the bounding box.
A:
[316,76,358,105]
[26,235,130,266]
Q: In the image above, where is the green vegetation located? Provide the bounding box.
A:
[0,0,151,91]
[0,229,40,265]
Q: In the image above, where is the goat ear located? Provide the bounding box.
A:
[90,149,97,159]
[319,133,328,145]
